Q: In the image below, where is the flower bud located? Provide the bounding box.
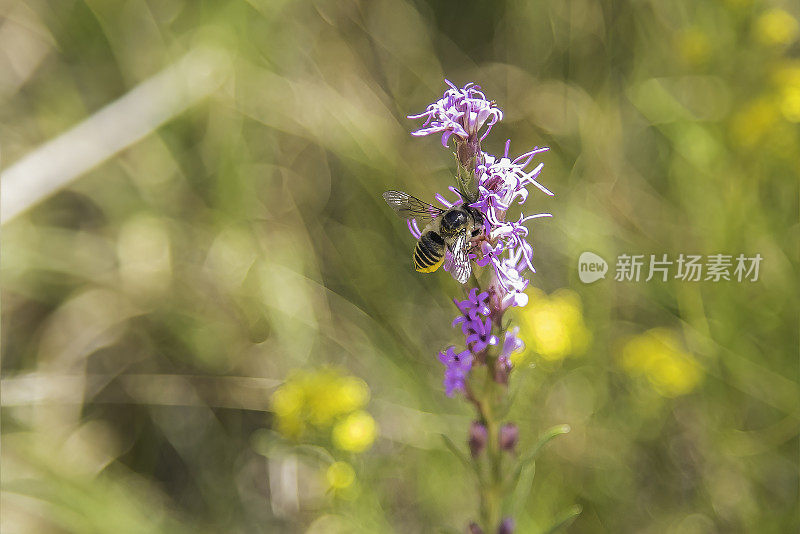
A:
[493,362,510,385]
[498,423,518,453]
[468,421,488,458]
[468,522,485,534]
[497,517,515,534]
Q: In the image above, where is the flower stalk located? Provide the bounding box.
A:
[465,285,514,532]
[455,139,481,201]
[406,80,571,533]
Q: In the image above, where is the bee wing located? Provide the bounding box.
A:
[383,190,444,222]
[449,230,472,284]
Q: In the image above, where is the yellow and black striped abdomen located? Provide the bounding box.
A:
[413,231,445,273]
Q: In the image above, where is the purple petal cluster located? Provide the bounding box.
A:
[473,142,553,227]
[408,80,503,147]
[497,326,525,372]
[438,346,474,397]
[472,142,553,310]
[453,287,490,321]
[452,288,498,355]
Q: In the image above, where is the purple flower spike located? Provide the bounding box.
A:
[408,82,553,397]
[432,139,551,388]
[439,346,474,397]
[408,80,503,146]
[401,81,561,532]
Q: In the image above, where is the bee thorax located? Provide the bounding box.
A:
[440,209,469,235]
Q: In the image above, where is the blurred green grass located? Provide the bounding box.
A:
[1,0,798,532]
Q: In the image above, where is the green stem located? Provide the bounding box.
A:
[454,137,481,201]
[457,134,505,532]
[483,351,504,532]
[469,307,506,533]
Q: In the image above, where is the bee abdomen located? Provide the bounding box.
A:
[414,231,445,273]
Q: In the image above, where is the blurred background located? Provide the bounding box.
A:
[1,0,798,532]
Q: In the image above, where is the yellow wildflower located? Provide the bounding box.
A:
[304,370,369,427]
[332,411,377,452]
[326,461,356,490]
[773,63,800,122]
[755,9,799,47]
[517,288,591,363]
[620,329,703,397]
[271,382,306,439]
[270,368,372,441]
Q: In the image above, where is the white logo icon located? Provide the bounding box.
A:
[578,252,608,284]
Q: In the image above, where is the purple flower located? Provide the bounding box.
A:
[437,291,498,392]
[494,326,524,384]
[472,141,553,228]
[408,80,503,147]
[452,291,498,354]
[478,237,531,309]
[470,142,552,311]
[464,316,498,354]
[453,288,491,323]
[438,346,474,397]
[453,304,497,354]
[498,326,525,365]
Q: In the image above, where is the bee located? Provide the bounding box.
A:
[383,190,484,284]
